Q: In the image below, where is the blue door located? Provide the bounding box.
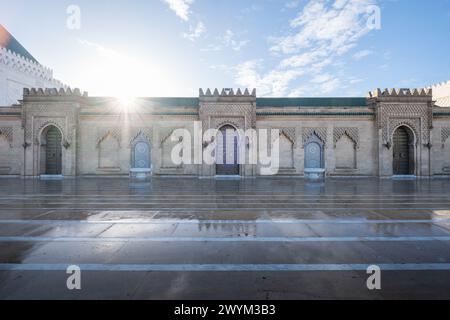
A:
[134,142,150,169]
[216,125,239,175]
[305,142,322,169]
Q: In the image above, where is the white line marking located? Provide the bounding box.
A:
[1,236,450,243]
[0,219,449,225]
[1,263,450,272]
[3,201,450,204]
[1,207,449,211]
[4,194,446,196]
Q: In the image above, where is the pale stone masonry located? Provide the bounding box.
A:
[0,25,66,106]
[1,86,450,178]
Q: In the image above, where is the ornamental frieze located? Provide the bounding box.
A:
[333,127,359,149]
[302,128,327,147]
[0,127,13,147]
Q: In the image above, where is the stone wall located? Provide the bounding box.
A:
[256,116,376,176]
[432,119,450,175]
[77,110,199,176]
[0,87,449,178]
[0,108,23,175]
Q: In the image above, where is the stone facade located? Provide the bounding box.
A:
[0,86,450,178]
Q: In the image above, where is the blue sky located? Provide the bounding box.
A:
[1,0,450,97]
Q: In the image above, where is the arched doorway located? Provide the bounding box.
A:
[393,126,415,175]
[41,126,62,175]
[216,125,239,175]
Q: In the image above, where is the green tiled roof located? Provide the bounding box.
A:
[86,97,370,108]
[256,97,367,107]
[0,24,39,64]
[140,98,199,107]
[87,97,200,108]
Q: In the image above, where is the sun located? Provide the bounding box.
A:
[119,95,135,106]
[118,95,136,112]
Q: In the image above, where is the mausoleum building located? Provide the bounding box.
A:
[1,25,450,179]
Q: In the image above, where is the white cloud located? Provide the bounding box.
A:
[320,77,341,93]
[235,60,304,96]
[224,30,249,51]
[163,0,193,21]
[235,0,378,96]
[183,21,205,41]
[353,49,373,60]
[272,0,376,55]
[202,29,249,52]
[311,73,333,84]
[349,77,364,84]
[289,76,340,97]
[280,49,328,68]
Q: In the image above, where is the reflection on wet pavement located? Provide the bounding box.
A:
[0,177,450,299]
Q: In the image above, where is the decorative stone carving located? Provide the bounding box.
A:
[199,103,256,130]
[442,127,450,148]
[0,127,13,147]
[333,127,359,149]
[377,104,431,145]
[130,127,153,146]
[214,119,245,131]
[281,128,296,144]
[34,120,66,145]
[23,104,77,142]
[97,127,121,147]
[302,128,327,147]
[159,127,184,146]
[388,118,421,145]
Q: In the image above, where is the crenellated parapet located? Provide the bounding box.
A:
[430,80,450,93]
[23,88,88,97]
[430,80,450,107]
[368,88,432,98]
[199,88,256,97]
[0,47,64,86]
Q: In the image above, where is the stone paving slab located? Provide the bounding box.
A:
[0,177,450,299]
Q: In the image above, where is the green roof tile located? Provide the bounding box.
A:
[256,97,367,107]
[140,98,199,107]
[87,97,199,108]
[86,97,371,108]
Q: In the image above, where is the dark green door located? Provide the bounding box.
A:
[393,127,411,175]
[45,127,62,175]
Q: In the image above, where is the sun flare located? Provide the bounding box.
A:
[118,95,136,109]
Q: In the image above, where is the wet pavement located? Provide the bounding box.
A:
[0,177,450,299]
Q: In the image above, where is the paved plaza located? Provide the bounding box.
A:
[1,177,450,299]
